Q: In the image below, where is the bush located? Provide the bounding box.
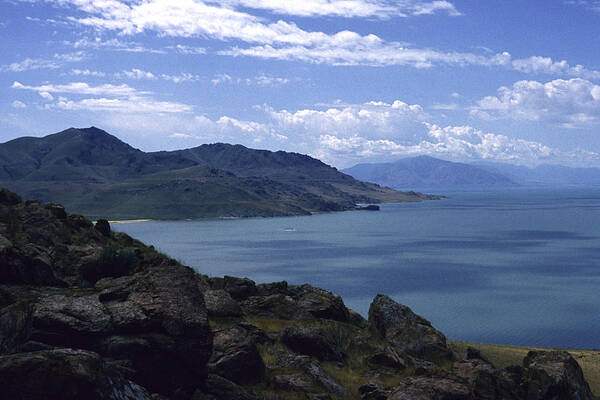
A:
[81,246,137,283]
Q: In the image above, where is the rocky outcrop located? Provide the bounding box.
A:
[0,348,153,400]
[0,190,596,400]
[208,323,266,384]
[368,294,453,362]
[522,351,594,400]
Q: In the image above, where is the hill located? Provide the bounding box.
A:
[343,156,516,189]
[0,127,438,219]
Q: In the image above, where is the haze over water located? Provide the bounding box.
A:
[115,188,600,349]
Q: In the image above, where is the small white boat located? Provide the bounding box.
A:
[284,227,296,232]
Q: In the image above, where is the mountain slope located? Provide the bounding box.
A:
[0,127,436,219]
[343,156,516,189]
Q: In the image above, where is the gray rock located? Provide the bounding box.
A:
[208,323,265,384]
[281,325,344,362]
[0,348,154,400]
[522,350,594,400]
[203,289,242,317]
[368,294,452,362]
[274,373,315,392]
[288,284,350,322]
[223,275,257,299]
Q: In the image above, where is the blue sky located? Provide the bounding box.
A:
[2,0,600,168]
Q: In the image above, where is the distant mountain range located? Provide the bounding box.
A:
[343,156,516,189]
[0,127,436,219]
[343,156,600,189]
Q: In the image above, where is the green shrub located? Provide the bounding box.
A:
[81,246,137,283]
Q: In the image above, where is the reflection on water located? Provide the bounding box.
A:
[115,188,600,349]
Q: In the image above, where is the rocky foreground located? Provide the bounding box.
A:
[0,188,596,400]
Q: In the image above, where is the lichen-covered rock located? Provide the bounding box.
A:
[94,219,111,237]
[241,293,308,319]
[288,284,350,322]
[208,323,265,385]
[0,301,33,354]
[360,382,392,400]
[272,353,346,397]
[368,294,452,362]
[0,348,153,400]
[453,358,520,400]
[522,350,594,400]
[281,325,345,362]
[203,289,242,317]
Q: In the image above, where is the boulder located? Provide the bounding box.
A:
[522,350,594,400]
[453,358,520,400]
[288,284,350,322]
[0,189,21,205]
[281,325,344,362]
[208,323,265,385]
[0,348,153,400]
[203,289,242,317]
[223,276,257,300]
[368,295,452,362]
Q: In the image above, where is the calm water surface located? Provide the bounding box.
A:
[114,188,600,349]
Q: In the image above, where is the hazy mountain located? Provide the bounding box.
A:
[475,162,600,187]
[343,156,516,189]
[0,127,436,219]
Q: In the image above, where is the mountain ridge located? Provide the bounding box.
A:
[0,127,437,219]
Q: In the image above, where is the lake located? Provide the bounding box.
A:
[114,188,600,349]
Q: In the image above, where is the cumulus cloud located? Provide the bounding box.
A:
[160,73,201,83]
[471,78,600,128]
[267,100,427,138]
[312,123,592,167]
[70,68,106,77]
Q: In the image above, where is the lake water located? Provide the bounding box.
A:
[114,188,600,349]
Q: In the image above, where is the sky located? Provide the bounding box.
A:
[2,0,600,168]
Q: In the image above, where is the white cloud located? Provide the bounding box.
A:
[28,0,600,76]
[48,96,193,113]
[65,37,166,53]
[39,91,54,100]
[0,52,85,72]
[471,78,600,128]
[70,68,106,77]
[216,0,461,18]
[117,68,157,80]
[170,44,207,54]
[565,0,600,13]
[267,100,427,138]
[12,81,148,97]
[313,123,598,167]
[161,73,201,83]
[11,100,26,109]
[11,80,193,114]
[211,73,289,86]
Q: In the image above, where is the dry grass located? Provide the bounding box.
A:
[449,340,600,397]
